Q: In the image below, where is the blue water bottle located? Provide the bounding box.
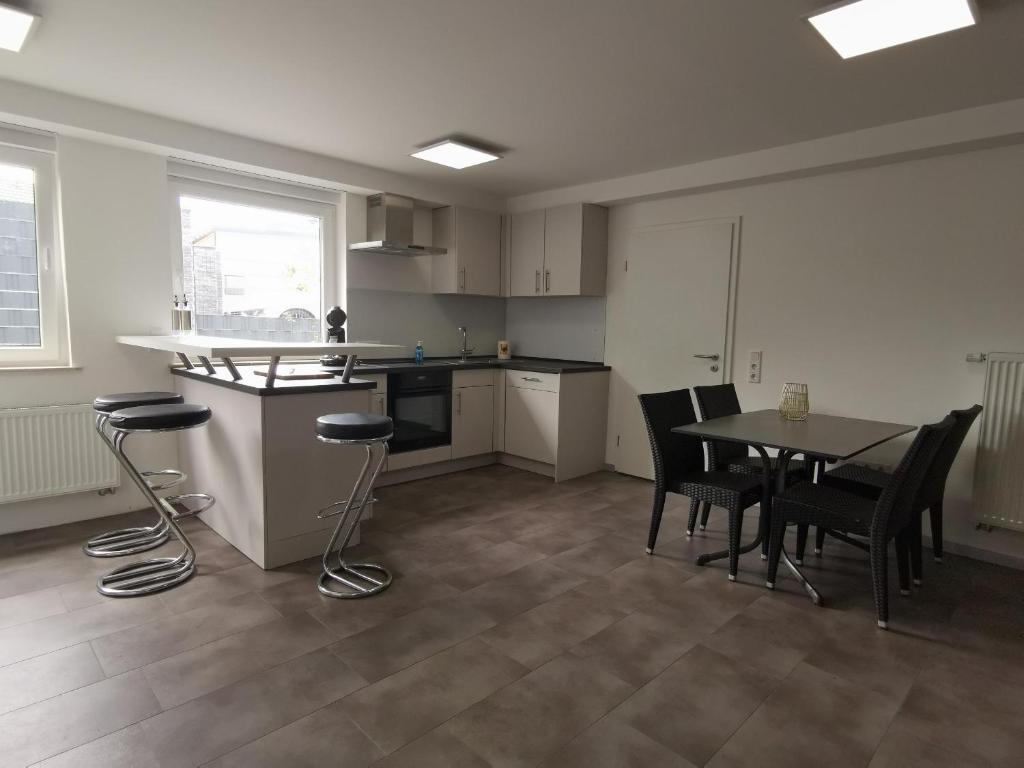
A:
[415,340,424,365]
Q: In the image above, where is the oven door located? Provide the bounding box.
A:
[387,386,452,454]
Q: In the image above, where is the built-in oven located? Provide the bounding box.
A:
[387,369,452,454]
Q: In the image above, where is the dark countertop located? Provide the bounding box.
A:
[172,356,609,395]
[330,356,611,375]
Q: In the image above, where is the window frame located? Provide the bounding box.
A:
[168,177,338,345]
[0,144,69,368]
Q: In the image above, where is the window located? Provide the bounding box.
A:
[0,144,66,367]
[171,179,336,342]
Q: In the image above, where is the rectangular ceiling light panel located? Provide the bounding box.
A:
[808,0,977,59]
[0,3,37,52]
[411,140,499,169]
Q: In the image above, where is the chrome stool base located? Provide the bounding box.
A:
[94,425,208,598]
[98,555,195,597]
[317,563,392,599]
[317,434,391,600]
[84,521,170,557]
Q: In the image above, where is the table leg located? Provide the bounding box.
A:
[780,547,824,606]
[694,444,774,569]
[774,448,825,606]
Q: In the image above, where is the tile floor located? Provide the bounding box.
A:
[0,465,1022,767]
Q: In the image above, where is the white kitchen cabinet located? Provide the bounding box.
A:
[508,204,608,297]
[432,206,501,296]
[509,209,546,296]
[452,379,495,459]
[504,383,559,465]
[501,369,609,480]
[371,392,387,417]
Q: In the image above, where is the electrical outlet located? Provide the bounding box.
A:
[748,350,762,383]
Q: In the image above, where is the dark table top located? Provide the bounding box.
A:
[672,409,916,461]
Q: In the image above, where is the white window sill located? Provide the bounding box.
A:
[0,365,82,373]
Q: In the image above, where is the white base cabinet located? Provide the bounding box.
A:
[500,369,608,481]
[452,370,495,459]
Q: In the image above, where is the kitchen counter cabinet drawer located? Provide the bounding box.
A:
[454,369,494,388]
[506,369,560,393]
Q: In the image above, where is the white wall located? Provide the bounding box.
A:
[505,297,606,362]
[0,137,177,534]
[607,143,1024,566]
[346,289,506,359]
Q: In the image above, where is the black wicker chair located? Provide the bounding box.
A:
[639,389,769,581]
[766,415,955,629]
[816,404,981,582]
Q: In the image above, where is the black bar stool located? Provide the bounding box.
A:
[314,412,393,599]
[87,391,186,557]
[96,402,215,597]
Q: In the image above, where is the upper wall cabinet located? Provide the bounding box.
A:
[431,206,501,296]
[508,203,608,297]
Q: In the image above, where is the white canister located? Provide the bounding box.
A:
[497,340,511,360]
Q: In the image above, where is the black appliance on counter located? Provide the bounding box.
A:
[320,306,349,367]
[387,369,452,454]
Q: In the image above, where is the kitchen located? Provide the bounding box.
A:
[2,2,1024,766]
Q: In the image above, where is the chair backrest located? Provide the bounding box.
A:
[693,384,748,468]
[872,415,956,542]
[637,389,705,491]
[916,404,982,507]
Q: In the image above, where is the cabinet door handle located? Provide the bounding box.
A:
[545,270,550,293]
[693,354,720,361]
[459,267,466,293]
[456,391,462,415]
[521,376,542,382]
[535,270,540,293]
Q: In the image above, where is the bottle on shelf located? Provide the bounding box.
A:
[171,295,181,333]
[415,340,424,365]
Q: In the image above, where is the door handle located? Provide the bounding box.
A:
[544,270,551,293]
[459,267,466,293]
[456,391,462,415]
[693,354,720,361]
[535,270,540,293]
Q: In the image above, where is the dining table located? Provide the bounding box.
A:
[672,409,916,605]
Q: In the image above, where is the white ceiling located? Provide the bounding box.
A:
[2,0,1023,197]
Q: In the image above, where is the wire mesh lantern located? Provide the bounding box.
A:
[779,383,809,421]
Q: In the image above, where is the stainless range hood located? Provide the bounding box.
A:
[349,193,446,256]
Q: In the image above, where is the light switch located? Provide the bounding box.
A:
[748,350,762,383]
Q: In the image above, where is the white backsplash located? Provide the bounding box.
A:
[347,289,506,358]
[505,296,606,362]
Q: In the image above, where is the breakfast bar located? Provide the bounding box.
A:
[116,336,404,568]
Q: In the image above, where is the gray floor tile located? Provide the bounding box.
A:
[143,612,342,709]
[0,671,160,767]
[203,700,383,767]
[331,598,497,682]
[611,644,778,766]
[342,637,527,754]
[0,643,105,716]
[371,728,492,768]
[432,540,548,591]
[91,591,282,676]
[479,589,627,669]
[0,586,67,630]
[458,559,586,623]
[540,716,698,768]
[444,654,636,768]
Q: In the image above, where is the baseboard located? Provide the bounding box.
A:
[497,453,555,478]
[924,535,1024,571]
[378,454,497,486]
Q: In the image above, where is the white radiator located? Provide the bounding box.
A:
[0,404,119,505]
[974,353,1024,532]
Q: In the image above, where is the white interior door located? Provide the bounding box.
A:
[606,219,737,479]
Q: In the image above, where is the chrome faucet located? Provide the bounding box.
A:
[458,326,474,362]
